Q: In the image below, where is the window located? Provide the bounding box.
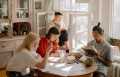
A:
[0,0,8,19]
[70,15,89,49]
[53,0,88,12]
[52,0,90,49]
[16,0,29,18]
[111,0,120,39]
[37,12,47,37]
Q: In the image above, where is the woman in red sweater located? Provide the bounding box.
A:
[37,27,59,57]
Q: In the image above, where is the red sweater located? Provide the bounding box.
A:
[36,37,58,57]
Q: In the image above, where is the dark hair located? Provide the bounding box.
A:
[55,12,63,16]
[92,22,104,35]
[59,30,68,46]
[46,27,59,39]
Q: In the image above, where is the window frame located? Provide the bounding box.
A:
[52,0,91,49]
[0,0,9,19]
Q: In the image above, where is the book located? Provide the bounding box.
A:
[82,46,98,56]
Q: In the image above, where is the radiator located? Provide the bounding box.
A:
[108,46,120,77]
[111,46,120,61]
[109,63,120,77]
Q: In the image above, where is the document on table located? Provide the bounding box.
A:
[41,63,86,76]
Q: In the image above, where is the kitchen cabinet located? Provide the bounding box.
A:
[0,36,24,68]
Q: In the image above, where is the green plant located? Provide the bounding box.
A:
[107,37,115,45]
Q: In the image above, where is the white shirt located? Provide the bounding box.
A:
[47,21,61,31]
[7,49,42,75]
[47,20,67,30]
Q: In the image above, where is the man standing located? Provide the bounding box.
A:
[48,12,63,31]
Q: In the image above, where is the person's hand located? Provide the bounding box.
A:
[43,44,53,67]
[73,53,82,60]
[46,43,53,55]
[96,51,101,56]
[95,52,101,60]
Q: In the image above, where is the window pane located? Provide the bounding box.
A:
[76,0,89,3]
[73,32,88,49]
[16,0,29,18]
[112,0,120,39]
[70,15,88,49]
[79,3,88,12]
[74,16,88,32]
[18,0,29,8]
[0,0,8,19]
[53,0,88,12]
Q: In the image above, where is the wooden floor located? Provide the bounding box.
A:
[0,70,7,77]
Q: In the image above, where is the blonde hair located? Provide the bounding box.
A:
[16,32,38,52]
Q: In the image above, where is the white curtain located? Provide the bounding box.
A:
[111,0,120,39]
[45,0,113,49]
[90,0,112,39]
[44,0,54,12]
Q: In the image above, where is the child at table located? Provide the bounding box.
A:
[6,32,52,77]
[59,29,69,52]
[87,22,112,77]
[37,27,60,57]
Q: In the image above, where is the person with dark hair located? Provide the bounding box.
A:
[37,27,59,57]
[55,12,63,16]
[48,12,63,31]
[92,22,104,35]
[87,22,112,77]
[59,29,69,50]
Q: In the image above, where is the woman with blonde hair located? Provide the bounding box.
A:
[6,32,51,77]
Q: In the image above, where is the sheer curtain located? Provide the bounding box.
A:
[52,0,90,49]
[53,0,88,12]
[45,0,109,49]
[111,0,120,39]
[46,0,111,49]
[44,0,54,12]
[45,0,115,49]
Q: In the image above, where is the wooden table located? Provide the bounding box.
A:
[37,57,97,77]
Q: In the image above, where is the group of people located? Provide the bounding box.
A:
[6,12,112,77]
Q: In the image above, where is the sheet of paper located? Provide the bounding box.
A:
[41,63,86,76]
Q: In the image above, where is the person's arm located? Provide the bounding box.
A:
[35,51,50,68]
[27,46,52,69]
[65,41,69,49]
[35,45,53,68]
[36,38,48,57]
[97,55,111,66]
[96,47,112,66]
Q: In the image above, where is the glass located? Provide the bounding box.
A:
[111,0,120,39]
[0,0,8,19]
[58,49,66,63]
[70,15,89,49]
[53,0,88,12]
[37,13,47,37]
[16,0,29,18]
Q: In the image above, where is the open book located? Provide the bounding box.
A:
[82,46,98,56]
